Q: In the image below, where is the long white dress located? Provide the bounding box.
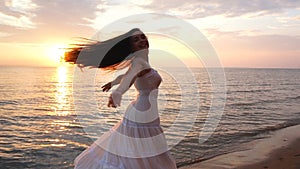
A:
[74,68,177,169]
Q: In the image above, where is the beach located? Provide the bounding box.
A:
[180,125,300,169]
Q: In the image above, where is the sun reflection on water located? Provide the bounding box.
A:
[52,66,71,116]
[47,66,77,148]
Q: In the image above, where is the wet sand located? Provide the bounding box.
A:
[179,125,300,169]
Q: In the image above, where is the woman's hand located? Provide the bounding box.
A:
[108,94,116,107]
[101,82,112,92]
[107,91,122,108]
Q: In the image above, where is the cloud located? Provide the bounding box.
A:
[209,28,300,53]
[0,0,98,32]
[0,12,36,29]
[83,0,300,37]
[143,0,300,18]
[0,0,101,43]
[206,28,300,68]
[4,0,38,15]
[203,28,265,40]
[0,0,38,29]
[276,14,300,23]
[85,1,152,30]
[0,32,11,37]
[32,0,98,28]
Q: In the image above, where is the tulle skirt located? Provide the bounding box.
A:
[74,117,177,169]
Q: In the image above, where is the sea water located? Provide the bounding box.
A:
[0,66,299,168]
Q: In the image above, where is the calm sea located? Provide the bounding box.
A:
[0,66,299,169]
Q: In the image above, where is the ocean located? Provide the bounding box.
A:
[0,66,299,169]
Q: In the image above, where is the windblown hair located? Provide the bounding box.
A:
[64,28,147,71]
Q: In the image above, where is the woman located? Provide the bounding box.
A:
[65,28,177,169]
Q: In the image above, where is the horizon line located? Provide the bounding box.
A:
[0,64,299,70]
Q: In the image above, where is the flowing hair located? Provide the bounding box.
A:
[64,28,147,71]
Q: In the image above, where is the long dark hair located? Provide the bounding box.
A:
[64,28,148,71]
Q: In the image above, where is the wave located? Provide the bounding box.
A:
[287,96,300,100]
[0,119,18,126]
[228,99,277,107]
[227,89,271,94]
[33,108,52,111]
[0,100,18,106]
[177,120,300,168]
[228,96,300,108]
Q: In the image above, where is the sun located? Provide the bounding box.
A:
[45,44,68,65]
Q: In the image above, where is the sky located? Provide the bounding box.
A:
[0,0,299,68]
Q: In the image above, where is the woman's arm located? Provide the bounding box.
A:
[107,66,141,108]
[108,55,149,107]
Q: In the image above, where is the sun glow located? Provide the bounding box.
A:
[45,44,67,65]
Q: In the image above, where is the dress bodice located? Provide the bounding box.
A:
[134,68,162,92]
[127,68,162,115]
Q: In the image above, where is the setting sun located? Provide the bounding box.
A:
[45,44,68,65]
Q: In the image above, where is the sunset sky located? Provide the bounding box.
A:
[0,0,299,68]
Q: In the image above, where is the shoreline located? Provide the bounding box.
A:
[179,125,300,169]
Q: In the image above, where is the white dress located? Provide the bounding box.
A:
[74,68,177,169]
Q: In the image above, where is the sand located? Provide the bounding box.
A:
[179,125,300,169]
